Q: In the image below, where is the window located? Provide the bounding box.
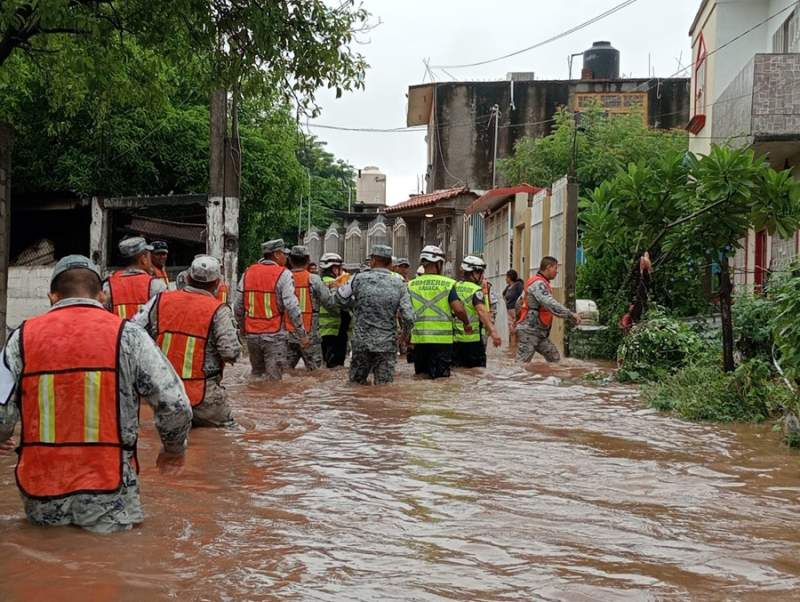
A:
[694,34,707,117]
[773,9,798,53]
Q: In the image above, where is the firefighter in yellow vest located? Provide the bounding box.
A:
[453,256,502,368]
[134,255,240,427]
[516,256,582,363]
[407,245,472,379]
[285,246,337,370]
[0,255,191,532]
[319,252,350,368]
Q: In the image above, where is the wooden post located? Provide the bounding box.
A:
[719,255,735,372]
[89,197,109,273]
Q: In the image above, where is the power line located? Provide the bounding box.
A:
[634,2,796,91]
[430,0,642,69]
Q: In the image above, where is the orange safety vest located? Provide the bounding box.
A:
[153,266,169,287]
[516,273,554,328]
[286,270,313,333]
[216,282,229,304]
[156,290,222,406]
[107,271,154,319]
[17,305,127,500]
[242,263,285,334]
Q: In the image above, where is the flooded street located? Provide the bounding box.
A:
[1,354,800,600]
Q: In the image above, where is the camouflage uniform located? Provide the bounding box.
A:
[0,298,192,533]
[286,270,337,371]
[102,267,167,311]
[337,267,414,385]
[516,276,572,363]
[234,260,306,380]
[133,285,241,427]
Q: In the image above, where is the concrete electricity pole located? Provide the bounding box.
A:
[208,89,240,296]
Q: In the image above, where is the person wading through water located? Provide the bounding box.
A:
[516,256,581,363]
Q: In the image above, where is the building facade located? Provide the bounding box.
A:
[407,42,691,192]
[689,0,800,290]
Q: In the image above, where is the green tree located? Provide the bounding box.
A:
[498,105,688,193]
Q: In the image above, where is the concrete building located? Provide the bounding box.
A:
[356,166,387,205]
[689,0,800,290]
[385,187,478,278]
[407,42,691,192]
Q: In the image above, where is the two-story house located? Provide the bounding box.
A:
[689,0,800,291]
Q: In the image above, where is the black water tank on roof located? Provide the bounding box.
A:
[582,41,620,80]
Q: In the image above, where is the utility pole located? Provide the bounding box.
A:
[208,88,240,295]
[306,168,312,233]
[563,112,581,356]
[491,104,501,188]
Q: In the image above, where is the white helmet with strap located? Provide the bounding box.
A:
[419,245,445,264]
[319,252,343,269]
[461,255,487,272]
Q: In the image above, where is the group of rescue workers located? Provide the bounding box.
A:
[0,234,579,533]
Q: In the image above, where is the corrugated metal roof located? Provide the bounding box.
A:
[465,185,545,215]
[385,187,473,214]
[125,216,206,243]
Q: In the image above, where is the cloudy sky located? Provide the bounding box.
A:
[308,0,701,204]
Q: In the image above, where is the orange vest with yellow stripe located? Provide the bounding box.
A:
[517,273,554,328]
[286,270,313,333]
[17,305,127,500]
[216,282,229,304]
[155,290,222,407]
[107,271,153,319]
[153,266,169,287]
[242,263,285,334]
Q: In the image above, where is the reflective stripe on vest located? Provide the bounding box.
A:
[216,282,229,304]
[454,280,482,343]
[286,270,313,333]
[17,305,125,500]
[319,275,340,337]
[156,290,222,407]
[108,271,153,319]
[242,263,285,334]
[517,273,554,329]
[408,274,456,344]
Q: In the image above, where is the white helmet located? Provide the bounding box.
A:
[461,255,487,272]
[319,252,343,269]
[419,245,445,264]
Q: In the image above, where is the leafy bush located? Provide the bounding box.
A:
[732,293,776,361]
[617,313,706,382]
[643,357,793,423]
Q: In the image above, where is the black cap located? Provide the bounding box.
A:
[151,241,169,253]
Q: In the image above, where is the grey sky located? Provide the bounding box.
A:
[309,0,700,204]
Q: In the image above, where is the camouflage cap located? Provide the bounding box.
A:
[261,239,286,254]
[151,240,169,253]
[396,257,410,266]
[370,244,393,259]
[189,255,221,283]
[51,254,102,284]
[289,245,309,258]
[119,236,153,258]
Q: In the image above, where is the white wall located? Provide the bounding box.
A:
[7,267,52,329]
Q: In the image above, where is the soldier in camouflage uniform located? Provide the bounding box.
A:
[235,239,309,380]
[0,255,192,533]
[516,256,581,363]
[285,246,337,371]
[337,245,414,385]
[134,255,240,427]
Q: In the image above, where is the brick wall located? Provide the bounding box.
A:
[0,126,11,342]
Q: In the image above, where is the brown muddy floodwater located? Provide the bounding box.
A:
[1,353,800,601]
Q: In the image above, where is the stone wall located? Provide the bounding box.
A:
[7,267,51,329]
[752,53,800,138]
[0,126,11,342]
